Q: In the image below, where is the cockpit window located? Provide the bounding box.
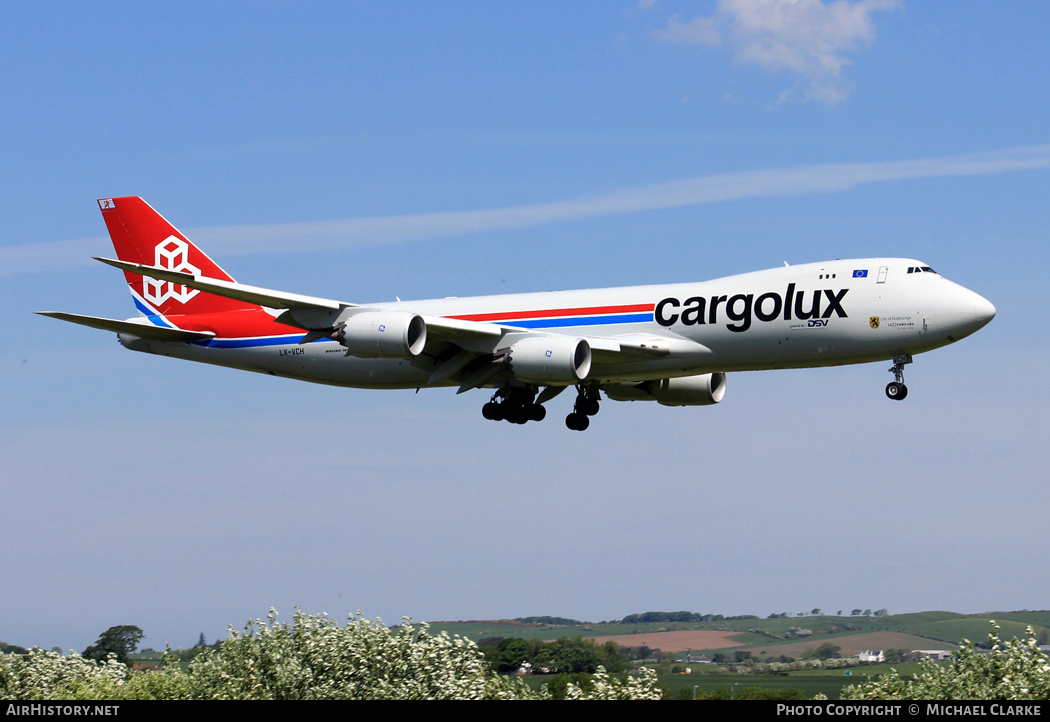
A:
[906,266,938,274]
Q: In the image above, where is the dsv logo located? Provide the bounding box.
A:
[654,285,849,333]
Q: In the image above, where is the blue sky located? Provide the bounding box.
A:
[3,1,1049,652]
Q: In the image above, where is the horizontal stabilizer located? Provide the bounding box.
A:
[94,257,348,311]
[37,312,216,343]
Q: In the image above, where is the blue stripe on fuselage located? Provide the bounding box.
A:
[509,312,654,329]
[193,312,654,347]
[201,335,306,348]
[132,297,173,328]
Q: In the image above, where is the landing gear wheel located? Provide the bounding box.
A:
[565,412,589,431]
[885,354,913,402]
[567,384,600,430]
[506,407,528,424]
[885,382,908,400]
[482,386,546,424]
[578,397,600,416]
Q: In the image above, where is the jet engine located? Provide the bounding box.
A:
[506,336,592,383]
[604,373,727,406]
[335,311,427,358]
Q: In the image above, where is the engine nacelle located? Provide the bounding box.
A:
[604,373,727,406]
[506,336,592,383]
[336,312,427,358]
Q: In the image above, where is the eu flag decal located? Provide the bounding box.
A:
[853,269,868,278]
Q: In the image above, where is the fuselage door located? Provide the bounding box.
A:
[876,266,889,284]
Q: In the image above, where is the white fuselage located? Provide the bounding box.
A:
[120,258,995,390]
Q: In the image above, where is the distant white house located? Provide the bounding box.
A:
[683,654,711,664]
[915,650,953,661]
[858,650,885,663]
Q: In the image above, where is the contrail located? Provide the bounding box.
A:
[6,144,1050,276]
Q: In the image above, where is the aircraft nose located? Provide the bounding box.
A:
[974,294,996,328]
[924,279,995,342]
[931,284,995,341]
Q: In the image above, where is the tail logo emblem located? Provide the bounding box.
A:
[143,236,200,306]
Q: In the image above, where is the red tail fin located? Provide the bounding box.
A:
[98,197,260,317]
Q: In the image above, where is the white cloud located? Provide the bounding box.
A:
[654,14,723,46]
[653,0,901,103]
[5,144,1050,276]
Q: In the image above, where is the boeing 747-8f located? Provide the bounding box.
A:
[40,197,996,430]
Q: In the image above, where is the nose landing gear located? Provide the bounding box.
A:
[886,354,912,400]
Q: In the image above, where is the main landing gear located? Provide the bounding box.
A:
[479,384,602,430]
[481,386,546,424]
[886,354,912,401]
[565,384,600,431]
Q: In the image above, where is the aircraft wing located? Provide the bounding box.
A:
[37,312,216,342]
[95,256,504,342]
[90,257,707,373]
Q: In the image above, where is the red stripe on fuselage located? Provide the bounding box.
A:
[448,303,654,323]
[164,302,658,340]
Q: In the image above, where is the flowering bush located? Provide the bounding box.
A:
[0,648,128,700]
[842,624,1050,700]
[565,666,661,700]
[1,610,662,700]
[187,609,539,700]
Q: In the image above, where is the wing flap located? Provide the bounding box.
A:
[590,335,710,364]
[423,315,503,340]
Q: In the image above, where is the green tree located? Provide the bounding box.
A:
[538,637,600,674]
[597,641,626,674]
[806,642,839,659]
[82,625,144,664]
[884,648,909,664]
[1,641,28,655]
[496,638,530,673]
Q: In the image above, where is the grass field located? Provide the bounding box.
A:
[659,672,859,700]
[427,610,1048,652]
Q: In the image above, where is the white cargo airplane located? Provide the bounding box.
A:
[41,197,996,430]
